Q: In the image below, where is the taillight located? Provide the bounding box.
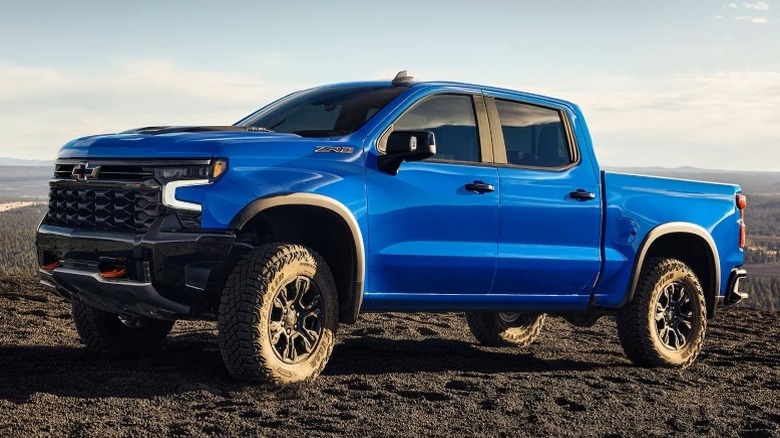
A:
[736,194,747,248]
[737,194,747,210]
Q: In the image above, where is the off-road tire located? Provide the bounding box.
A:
[71,295,175,357]
[218,243,338,385]
[466,312,546,347]
[617,257,707,369]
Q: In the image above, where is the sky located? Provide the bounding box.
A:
[0,0,778,171]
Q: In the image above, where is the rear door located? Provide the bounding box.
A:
[486,95,602,297]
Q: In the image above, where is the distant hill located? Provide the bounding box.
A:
[0,166,52,199]
[605,167,780,194]
[0,158,54,167]
[0,166,52,183]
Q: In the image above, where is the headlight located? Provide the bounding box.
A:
[161,166,209,180]
[157,159,228,183]
[159,159,228,212]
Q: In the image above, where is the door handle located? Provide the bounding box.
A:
[465,181,495,194]
[569,189,596,201]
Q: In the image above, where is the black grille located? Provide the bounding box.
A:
[54,163,154,181]
[46,186,162,233]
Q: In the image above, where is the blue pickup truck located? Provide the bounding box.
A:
[36,71,748,385]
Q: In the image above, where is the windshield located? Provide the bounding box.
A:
[236,85,407,138]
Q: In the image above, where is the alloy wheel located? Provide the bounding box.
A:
[654,281,695,350]
[268,276,324,363]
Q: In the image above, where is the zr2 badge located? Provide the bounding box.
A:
[314,146,354,154]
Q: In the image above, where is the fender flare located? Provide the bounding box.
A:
[621,222,720,309]
[229,193,366,321]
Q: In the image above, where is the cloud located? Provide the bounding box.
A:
[505,72,780,171]
[1,63,778,171]
[0,61,308,160]
[721,2,770,24]
[743,1,770,10]
[736,15,770,22]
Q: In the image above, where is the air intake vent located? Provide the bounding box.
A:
[46,187,161,233]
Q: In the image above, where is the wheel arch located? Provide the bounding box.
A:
[625,222,720,318]
[229,193,365,324]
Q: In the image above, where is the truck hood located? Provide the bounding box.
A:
[58,126,302,159]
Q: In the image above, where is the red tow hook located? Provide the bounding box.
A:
[98,258,127,279]
[41,261,60,271]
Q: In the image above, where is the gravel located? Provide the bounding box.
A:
[1,275,778,437]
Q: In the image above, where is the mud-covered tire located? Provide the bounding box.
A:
[617,257,707,369]
[218,243,338,385]
[71,295,175,357]
[466,312,546,347]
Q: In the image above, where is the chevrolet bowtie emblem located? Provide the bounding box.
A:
[71,162,101,181]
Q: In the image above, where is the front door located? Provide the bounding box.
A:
[365,93,499,296]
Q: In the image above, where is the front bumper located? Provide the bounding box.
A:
[36,214,236,320]
[40,267,190,319]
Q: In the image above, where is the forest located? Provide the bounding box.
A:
[0,204,46,276]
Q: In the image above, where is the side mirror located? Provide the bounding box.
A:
[378,130,436,175]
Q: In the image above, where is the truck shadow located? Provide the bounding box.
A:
[326,336,604,376]
[0,331,229,403]
[0,331,604,403]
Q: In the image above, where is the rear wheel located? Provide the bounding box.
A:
[71,295,175,356]
[617,257,707,368]
[466,312,546,347]
[218,243,338,385]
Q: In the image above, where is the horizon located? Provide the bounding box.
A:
[0,1,778,171]
[4,155,780,175]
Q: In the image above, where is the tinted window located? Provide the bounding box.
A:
[392,95,480,162]
[238,86,406,137]
[495,99,572,168]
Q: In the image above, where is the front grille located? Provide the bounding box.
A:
[46,186,162,233]
[45,160,210,232]
[54,163,154,181]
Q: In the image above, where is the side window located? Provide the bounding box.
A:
[494,99,572,168]
[392,95,480,163]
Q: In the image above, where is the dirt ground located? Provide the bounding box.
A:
[1,275,778,437]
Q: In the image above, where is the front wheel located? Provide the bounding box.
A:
[71,295,175,357]
[218,243,338,385]
[617,257,707,369]
[466,312,546,347]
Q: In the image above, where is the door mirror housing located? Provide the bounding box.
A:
[378,130,436,175]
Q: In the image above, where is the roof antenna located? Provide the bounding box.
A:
[392,70,415,86]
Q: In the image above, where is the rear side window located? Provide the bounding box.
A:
[392,95,480,163]
[494,99,572,168]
